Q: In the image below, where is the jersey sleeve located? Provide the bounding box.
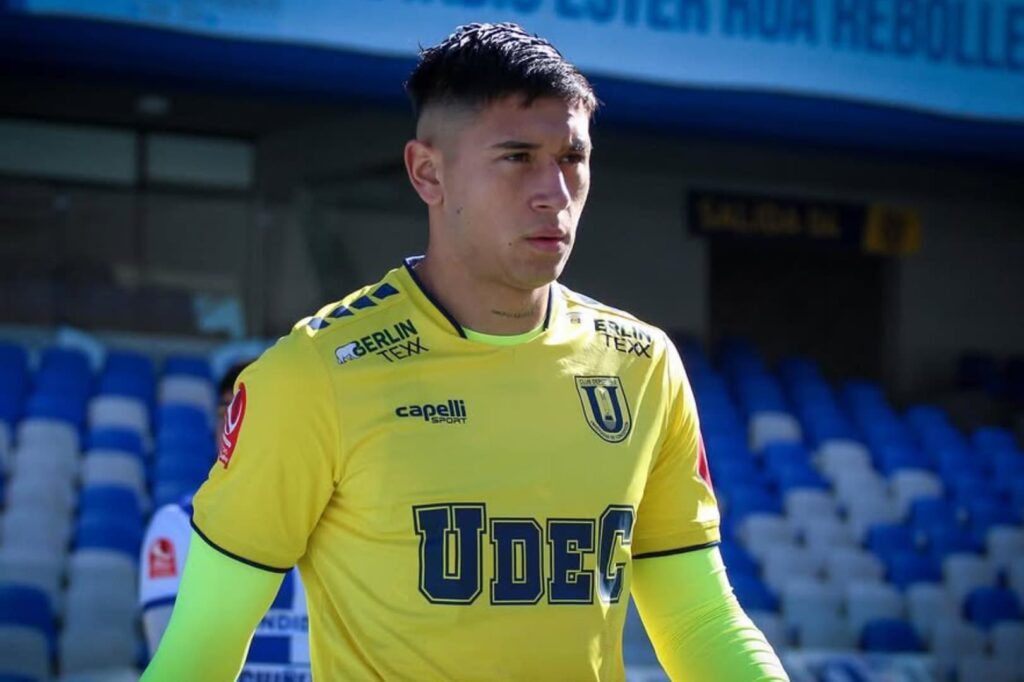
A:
[191,331,339,571]
[632,337,720,558]
[139,504,193,610]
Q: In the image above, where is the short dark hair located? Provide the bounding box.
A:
[218,360,252,398]
[405,22,599,123]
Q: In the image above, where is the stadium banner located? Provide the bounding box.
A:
[782,651,936,682]
[686,189,922,255]
[12,0,1024,123]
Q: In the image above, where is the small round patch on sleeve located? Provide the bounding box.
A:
[218,382,247,469]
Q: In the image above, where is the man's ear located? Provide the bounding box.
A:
[404,139,444,207]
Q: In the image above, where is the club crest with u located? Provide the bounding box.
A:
[574,376,632,443]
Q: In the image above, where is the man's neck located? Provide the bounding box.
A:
[413,252,549,335]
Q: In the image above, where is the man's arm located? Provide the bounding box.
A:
[141,531,284,681]
[631,546,789,681]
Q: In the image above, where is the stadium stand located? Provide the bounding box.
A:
[0,331,1020,680]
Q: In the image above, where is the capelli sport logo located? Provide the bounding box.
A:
[218,382,246,468]
[395,399,468,425]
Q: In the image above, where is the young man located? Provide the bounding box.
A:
[143,23,788,680]
[139,362,311,680]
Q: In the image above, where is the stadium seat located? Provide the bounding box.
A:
[0,585,55,654]
[158,376,214,416]
[746,610,789,650]
[866,523,918,557]
[762,547,822,592]
[1,506,72,557]
[799,517,856,551]
[729,573,778,612]
[781,577,842,625]
[845,581,905,636]
[824,547,885,588]
[926,523,982,561]
[67,550,137,596]
[972,427,1018,456]
[955,655,1016,682]
[833,468,887,504]
[6,469,76,515]
[930,619,987,675]
[842,492,902,541]
[794,609,854,649]
[736,514,794,561]
[885,550,941,589]
[163,355,212,380]
[81,454,147,510]
[155,403,210,436]
[78,485,141,521]
[989,621,1024,671]
[908,497,960,530]
[724,485,782,521]
[63,579,137,631]
[74,516,142,559]
[86,428,144,458]
[889,469,943,515]
[87,396,149,439]
[944,554,997,605]
[986,527,1024,575]
[775,463,830,492]
[964,587,1023,630]
[718,541,759,577]
[0,548,64,617]
[749,412,802,453]
[16,418,79,458]
[860,618,922,652]
[0,625,51,680]
[906,583,958,645]
[815,440,872,481]
[1011,558,1024,606]
[876,444,933,476]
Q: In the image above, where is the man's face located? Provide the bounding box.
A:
[431,95,592,291]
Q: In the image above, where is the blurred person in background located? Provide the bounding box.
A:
[143,22,787,681]
[139,361,311,681]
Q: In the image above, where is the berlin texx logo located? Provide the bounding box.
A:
[335,318,429,365]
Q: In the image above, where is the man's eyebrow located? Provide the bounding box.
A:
[489,138,592,152]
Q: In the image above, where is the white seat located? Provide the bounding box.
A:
[794,609,854,649]
[81,453,148,511]
[88,394,149,437]
[842,493,902,540]
[60,668,142,682]
[749,411,802,452]
[0,505,72,555]
[990,622,1024,673]
[781,577,844,642]
[930,619,987,677]
[11,442,79,483]
[987,527,1024,575]
[6,468,77,514]
[17,417,79,456]
[1011,557,1024,605]
[159,376,215,416]
[889,469,943,515]
[845,580,905,636]
[142,604,174,658]
[784,489,838,523]
[943,554,997,605]
[762,546,822,592]
[747,610,789,650]
[907,583,959,645]
[59,624,138,675]
[68,549,138,592]
[955,655,1016,682]
[0,546,65,614]
[815,440,872,481]
[63,577,138,631]
[736,513,795,561]
[832,468,887,504]
[800,517,856,550]
[824,547,885,588]
[0,420,11,473]
[0,624,51,679]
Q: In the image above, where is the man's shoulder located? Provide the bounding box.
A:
[255,266,416,374]
[558,284,669,342]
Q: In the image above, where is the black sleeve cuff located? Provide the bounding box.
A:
[189,517,291,574]
[633,540,720,560]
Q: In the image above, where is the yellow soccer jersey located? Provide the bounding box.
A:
[192,256,719,681]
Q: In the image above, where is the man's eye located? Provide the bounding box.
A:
[561,153,585,164]
[504,153,529,162]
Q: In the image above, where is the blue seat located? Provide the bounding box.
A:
[947,473,996,502]
[925,523,980,560]
[909,498,960,529]
[98,372,155,407]
[762,443,810,471]
[78,485,141,520]
[973,427,1018,455]
[87,428,145,457]
[0,584,55,652]
[992,450,1024,481]
[156,432,215,460]
[156,404,210,435]
[729,573,778,612]
[25,392,86,428]
[104,350,155,381]
[866,524,917,557]
[725,484,781,520]
[719,541,759,577]
[775,463,829,492]
[964,498,1020,542]
[860,618,923,652]
[164,355,212,380]
[153,480,198,508]
[74,515,143,558]
[885,551,941,589]
[877,444,933,475]
[964,587,1023,629]
[154,453,213,484]
[40,347,90,378]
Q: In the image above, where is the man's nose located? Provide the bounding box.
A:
[530,160,571,213]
